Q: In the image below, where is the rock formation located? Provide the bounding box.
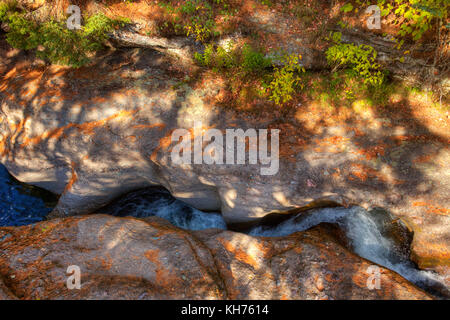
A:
[0,0,448,298]
[0,215,433,300]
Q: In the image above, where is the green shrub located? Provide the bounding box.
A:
[341,1,448,45]
[158,0,234,42]
[194,43,234,69]
[195,44,305,105]
[37,20,90,67]
[267,53,306,105]
[377,0,448,42]
[0,0,15,22]
[194,42,271,74]
[4,12,40,50]
[2,10,129,67]
[325,32,384,86]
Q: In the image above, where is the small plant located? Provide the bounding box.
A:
[340,1,448,45]
[305,69,396,108]
[0,0,17,20]
[194,42,271,74]
[240,44,272,73]
[194,43,235,69]
[4,12,40,50]
[267,53,306,106]
[377,0,448,42]
[325,32,384,86]
[195,44,304,105]
[158,0,235,42]
[1,9,129,67]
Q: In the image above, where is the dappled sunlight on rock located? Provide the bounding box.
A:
[223,189,237,209]
[273,191,293,207]
[0,0,449,293]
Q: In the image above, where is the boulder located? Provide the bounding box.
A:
[0,215,433,300]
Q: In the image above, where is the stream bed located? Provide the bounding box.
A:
[0,168,448,299]
[0,164,57,226]
[98,186,449,299]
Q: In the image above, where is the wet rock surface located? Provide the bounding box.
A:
[0,164,57,226]
[0,215,433,300]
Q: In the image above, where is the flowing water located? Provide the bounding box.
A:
[0,171,448,298]
[97,187,227,231]
[0,164,57,226]
[98,187,448,298]
[248,206,449,298]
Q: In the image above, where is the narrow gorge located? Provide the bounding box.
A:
[0,0,448,301]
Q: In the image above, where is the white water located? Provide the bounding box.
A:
[99,188,227,231]
[131,197,227,231]
[249,206,449,297]
[101,188,448,297]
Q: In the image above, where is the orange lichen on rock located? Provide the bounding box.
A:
[150,130,174,162]
[316,136,350,146]
[413,154,434,163]
[20,109,138,148]
[144,249,177,288]
[348,163,404,185]
[353,142,387,160]
[133,123,166,131]
[348,163,371,182]
[63,161,78,194]
[0,140,7,156]
[313,136,350,153]
[0,118,29,156]
[21,125,68,148]
[413,201,450,216]
[220,239,260,270]
[150,124,219,162]
[75,109,138,136]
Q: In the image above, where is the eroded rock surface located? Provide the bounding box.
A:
[0,215,433,300]
[0,38,448,276]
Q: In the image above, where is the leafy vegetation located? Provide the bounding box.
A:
[0,0,445,108]
[194,42,271,74]
[335,0,448,106]
[267,54,306,106]
[381,0,447,40]
[194,43,306,106]
[0,4,129,67]
[0,1,13,21]
[325,32,385,86]
[157,0,235,42]
[341,0,448,45]
[304,69,396,108]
